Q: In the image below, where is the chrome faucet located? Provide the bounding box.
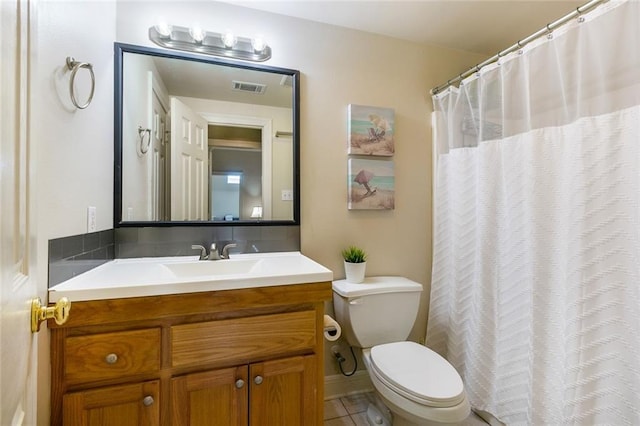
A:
[191,243,237,260]
[208,243,222,260]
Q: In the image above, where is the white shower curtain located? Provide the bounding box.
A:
[427,1,640,424]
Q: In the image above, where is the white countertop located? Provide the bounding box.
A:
[48,251,333,302]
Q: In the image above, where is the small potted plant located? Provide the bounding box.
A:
[341,246,367,283]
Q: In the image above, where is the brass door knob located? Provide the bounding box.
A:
[31,297,71,333]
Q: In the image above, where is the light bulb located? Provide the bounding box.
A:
[189,26,205,43]
[154,22,172,38]
[221,32,237,48]
[251,36,267,53]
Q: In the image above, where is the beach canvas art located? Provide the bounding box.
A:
[348,104,395,156]
[348,158,395,210]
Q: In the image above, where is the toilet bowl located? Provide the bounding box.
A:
[364,343,470,425]
[332,277,470,425]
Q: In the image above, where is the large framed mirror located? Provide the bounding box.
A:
[114,43,300,227]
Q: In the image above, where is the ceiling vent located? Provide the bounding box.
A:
[280,75,293,87]
[232,80,266,94]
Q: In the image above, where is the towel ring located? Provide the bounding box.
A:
[138,126,152,154]
[66,57,95,109]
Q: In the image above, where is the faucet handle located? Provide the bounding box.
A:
[191,245,207,260]
[221,243,238,259]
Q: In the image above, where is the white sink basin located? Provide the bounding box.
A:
[48,252,333,302]
[162,259,262,278]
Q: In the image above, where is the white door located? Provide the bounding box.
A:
[0,1,39,425]
[150,89,167,221]
[170,98,208,220]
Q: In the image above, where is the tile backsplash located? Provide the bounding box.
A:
[115,225,300,258]
[48,230,115,287]
[48,225,300,287]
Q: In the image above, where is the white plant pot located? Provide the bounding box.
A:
[344,261,366,283]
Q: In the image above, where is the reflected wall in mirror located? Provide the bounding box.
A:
[114,43,300,226]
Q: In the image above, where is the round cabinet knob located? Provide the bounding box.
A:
[235,379,245,389]
[374,415,384,425]
[254,375,263,385]
[142,396,154,406]
[104,353,118,364]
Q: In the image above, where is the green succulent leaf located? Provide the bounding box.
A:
[341,246,367,263]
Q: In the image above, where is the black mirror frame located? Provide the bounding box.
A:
[113,42,300,228]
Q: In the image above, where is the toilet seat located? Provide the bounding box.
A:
[369,341,465,408]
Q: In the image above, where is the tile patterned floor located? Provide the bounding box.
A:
[324,392,375,426]
[324,392,490,425]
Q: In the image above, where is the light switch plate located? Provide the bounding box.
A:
[281,189,293,201]
[87,206,97,232]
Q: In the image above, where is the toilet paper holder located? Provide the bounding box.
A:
[323,315,341,341]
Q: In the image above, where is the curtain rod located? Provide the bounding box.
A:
[430,0,608,96]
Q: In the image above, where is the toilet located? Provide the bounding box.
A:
[332,276,470,425]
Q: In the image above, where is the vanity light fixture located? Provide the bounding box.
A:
[149,24,272,62]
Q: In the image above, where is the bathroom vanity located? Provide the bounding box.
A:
[48,253,332,426]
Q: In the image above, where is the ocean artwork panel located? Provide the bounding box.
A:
[348,104,395,156]
[348,158,395,210]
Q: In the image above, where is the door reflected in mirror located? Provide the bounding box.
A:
[114,43,299,226]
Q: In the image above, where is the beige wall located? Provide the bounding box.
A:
[294,32,486,374]
[294,32,482,296]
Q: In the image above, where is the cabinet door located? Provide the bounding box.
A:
[63,380,159,426]
[250,354,317,426]
[171,365,248,426]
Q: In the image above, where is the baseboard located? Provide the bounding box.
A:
[474,409,505,426]
[324,370,374,400]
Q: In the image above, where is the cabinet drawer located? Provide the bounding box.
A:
[172,310,316,368]
[65,328,161,384]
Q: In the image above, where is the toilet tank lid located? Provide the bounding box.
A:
[332,276,422,297]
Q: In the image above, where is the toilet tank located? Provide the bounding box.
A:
[332,276,422,348]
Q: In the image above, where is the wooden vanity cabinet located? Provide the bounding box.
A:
[49,282,332,426]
